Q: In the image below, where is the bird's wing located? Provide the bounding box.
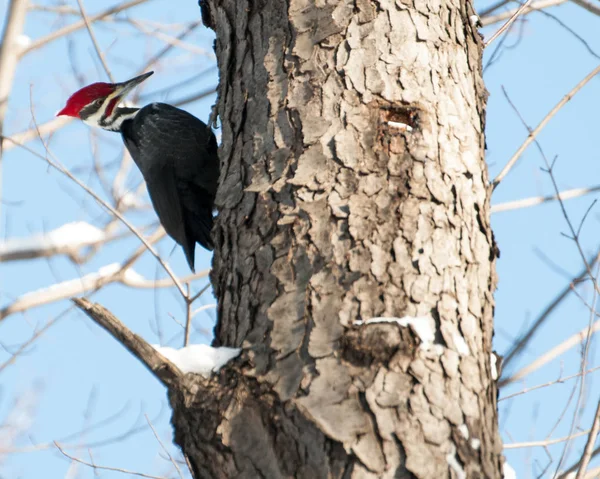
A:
[137,104,218,189]
[144,164,187,248]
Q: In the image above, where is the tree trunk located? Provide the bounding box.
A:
[169,0,503,477]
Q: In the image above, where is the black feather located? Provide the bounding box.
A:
[120,103,219,271]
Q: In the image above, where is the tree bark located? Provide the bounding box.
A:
[170,0,503,477]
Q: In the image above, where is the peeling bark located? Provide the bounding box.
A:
[173,0,503,476]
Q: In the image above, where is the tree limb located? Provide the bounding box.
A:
[72,298,182,388]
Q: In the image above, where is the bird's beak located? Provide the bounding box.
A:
[113,71,154,100]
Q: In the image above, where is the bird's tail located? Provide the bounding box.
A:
[183,206,214,272]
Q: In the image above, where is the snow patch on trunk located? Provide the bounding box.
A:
[446,445,466,479]
[490,353,498,380]
[356,316,439,352]
[452,331,470,356]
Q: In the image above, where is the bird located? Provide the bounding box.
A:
[57,71,219,272]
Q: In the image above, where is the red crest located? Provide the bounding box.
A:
[57,82,114,117]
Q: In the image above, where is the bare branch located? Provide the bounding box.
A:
[0,315,62,374]
[499,365,600,402]
[20,0,152,57]
[3,117,72,152]
[172,87,217,109]
[72,298,183,388]
[491,63,600,190]
[144,414,185,479]
[502,319,600,386]
[54,441,168,479]
[492,185,600,213]
[478,0,511,17]
[0,0,29,219]
[559,451,600,479]
[504,428,591,449]
[128,18,213,58]
[502,247,600,369]
[75,0,115,82]
[481,0,567,26]
[0,263,121,320]
[0,221,123,262]
[575,400,600,478]
[485,0,534,47]
[0,257,207,321]
[570,0,600,16]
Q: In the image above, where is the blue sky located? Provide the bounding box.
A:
[1,0,600,477]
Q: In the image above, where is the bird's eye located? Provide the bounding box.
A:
[93,99,103,106]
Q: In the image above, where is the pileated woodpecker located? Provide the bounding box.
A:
[57,71,219,271]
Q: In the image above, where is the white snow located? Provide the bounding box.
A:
[446,445,466,479]
[458,424,469,440]
[15,263,121,306]
[0,222,105,260]
[356,316,437,351]
[490,353,498,380]
[4,264,172,317]
[452,331,470,356]
[387,120,413,132]
[469,15,480,27]
[152,344,241,377]
[470,438,480,450]
[503,462,516,479]
[16,34,31,48]
[122,268,146,284]
[119,191,145,209]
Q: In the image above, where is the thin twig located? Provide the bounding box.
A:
[188,282,212,304]
[558,446,600,478]
[504,428,591,449]
[128,18,213,57]
[502,320,600,386]
[144,414,184,479]
[484,0,534,47]
[479,0,512,17]
[481,0,567,26]
[491,63,600,191]
[557,258,600,475]
[20,0,152,57]
[491,185,600,213]
[184,284,192,347]
[575,400,600,478]
[0,315,62,373]
[0,254,207,321]
[75,0,115,82]
[499,365,600,402]
[54,441,168,479]
[172,87,217,108]
[501,247,600,371]
[2,116,72,152]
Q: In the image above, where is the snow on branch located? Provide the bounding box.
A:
[73,299,240,387]
[0,262,208,321]
[0,221,107,262]
[152,345,240,377]
[0,264,121,320]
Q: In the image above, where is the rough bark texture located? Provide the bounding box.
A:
[170,0,503,477]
